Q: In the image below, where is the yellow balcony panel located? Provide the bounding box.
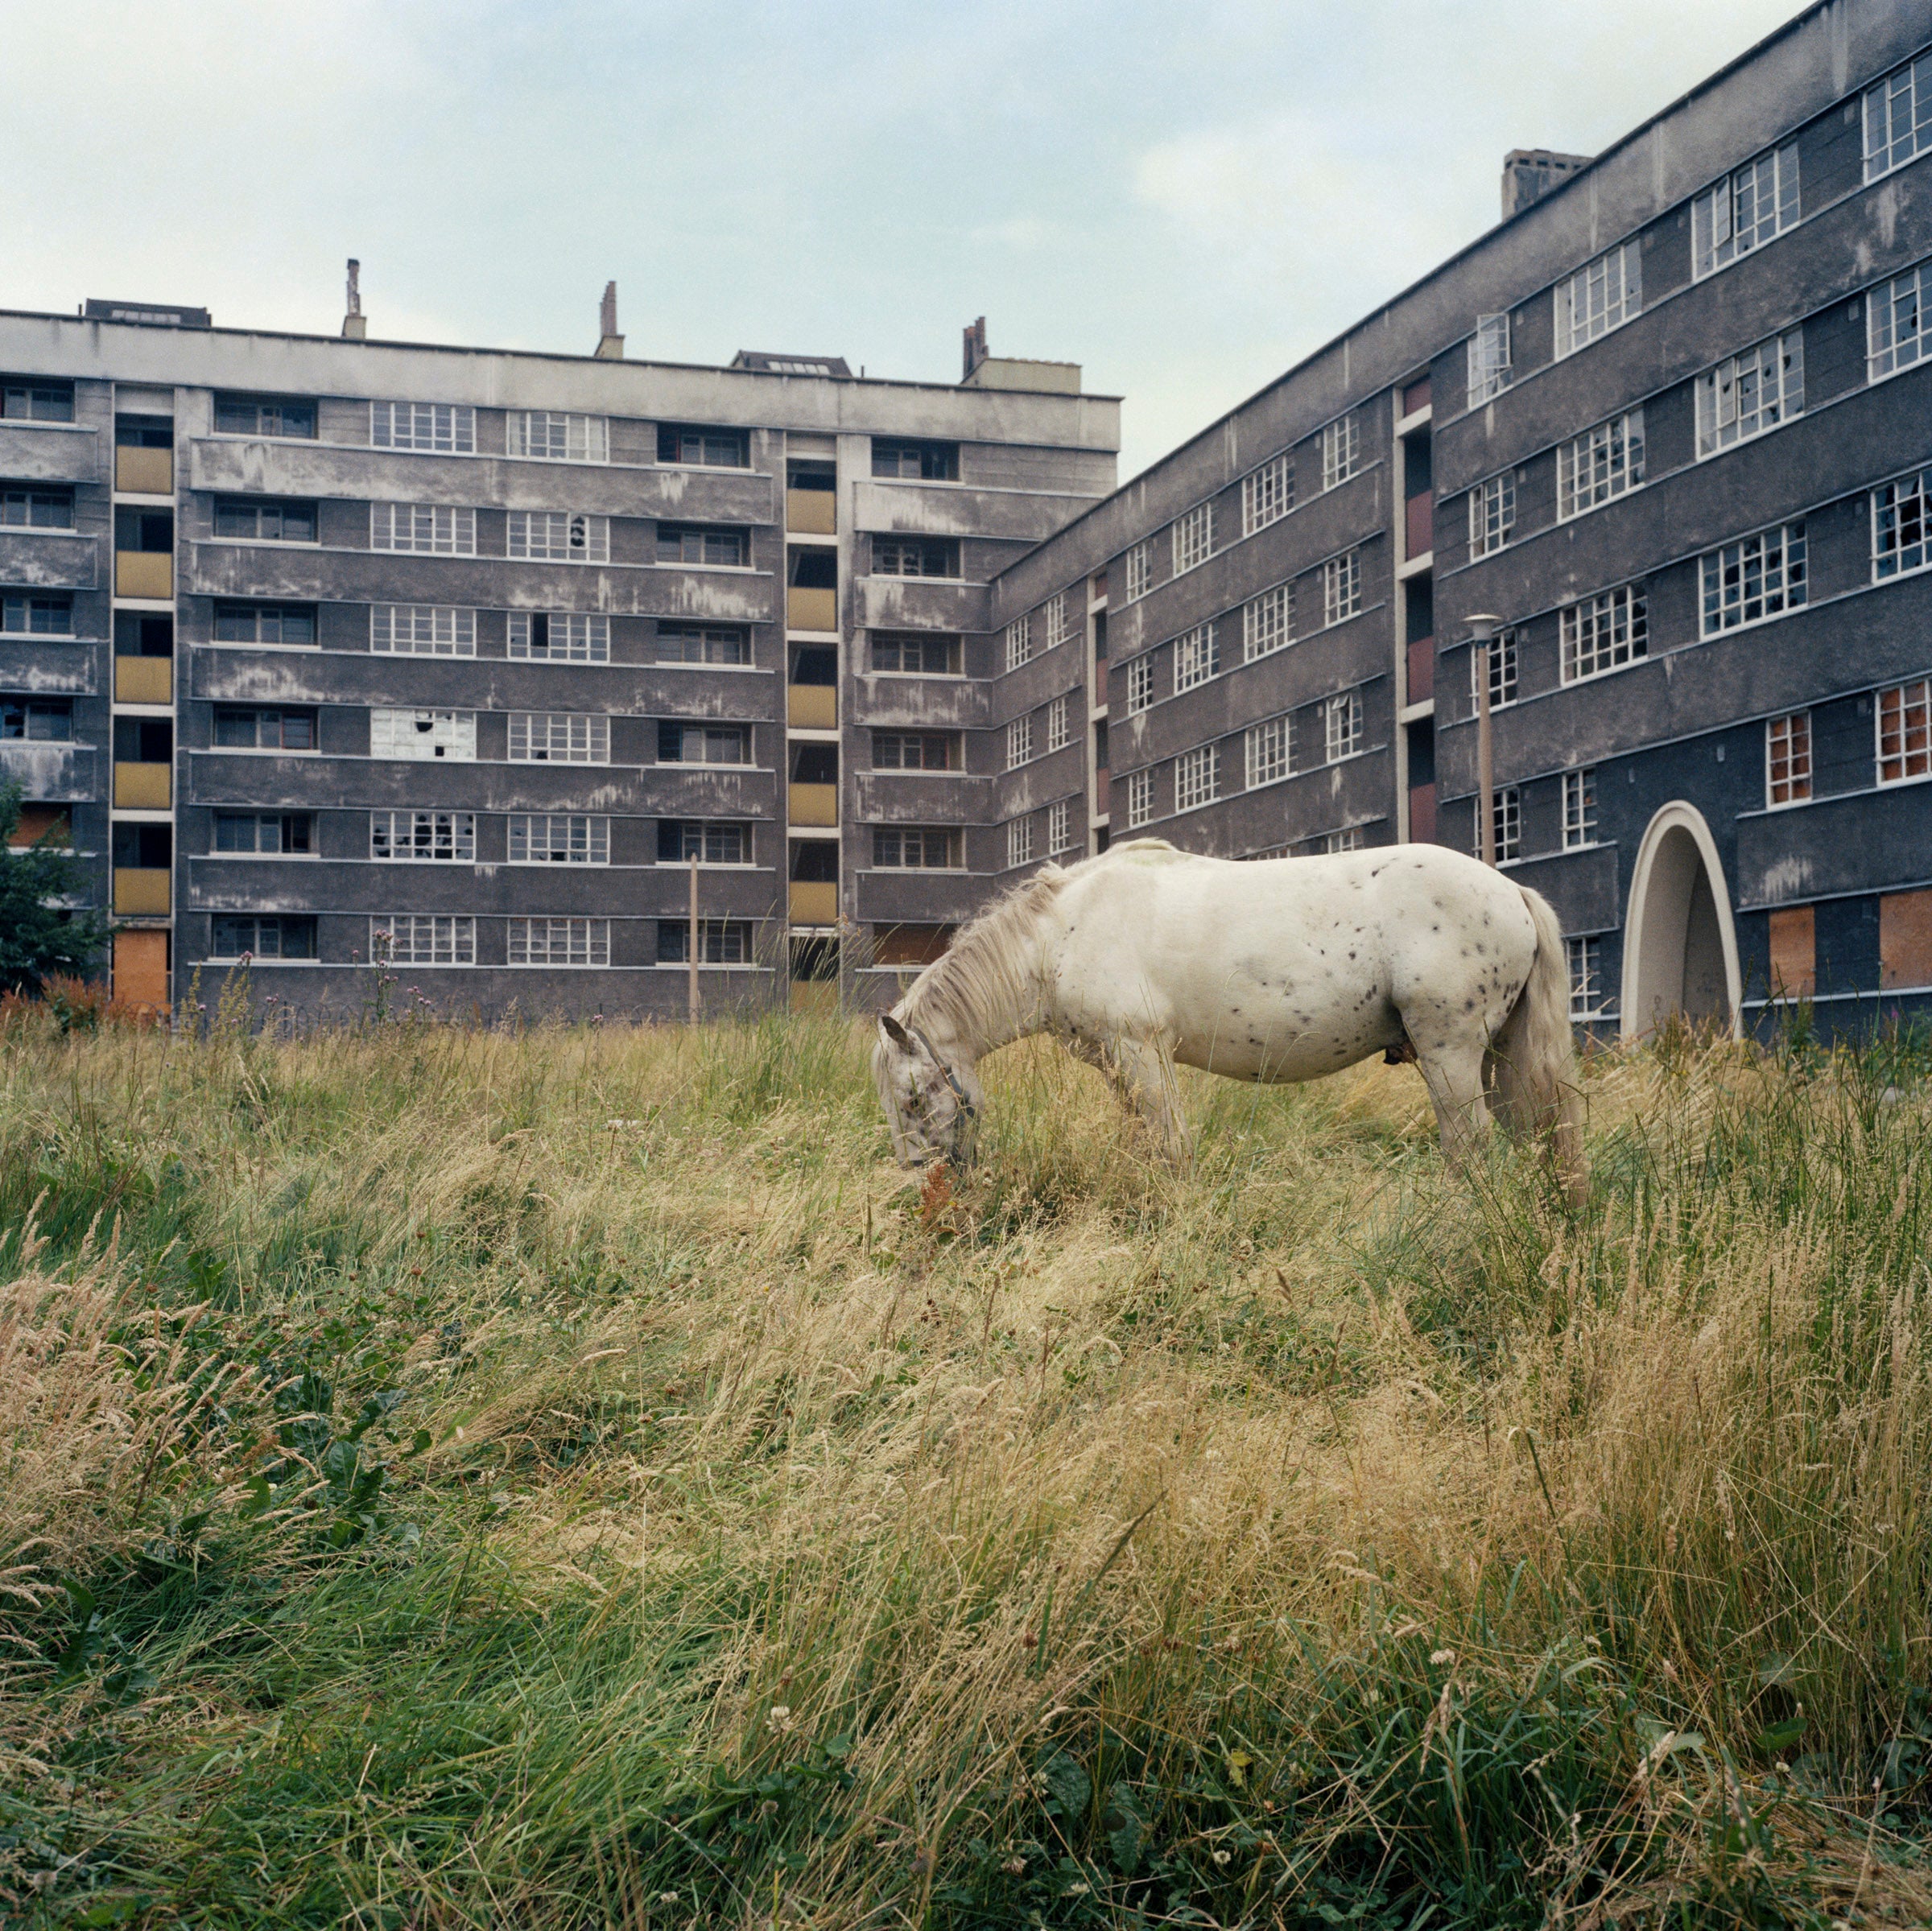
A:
[114,761,171,809]
[114,868,171,915]
[787,585,837,633]
[115,655,173,703]
[790,978,839,1016]
[787,683,836,729]
[115,551,172,600]
[116,447,173,495]
[786,489,836,535]
[788,782,837,827]
[789,881,839,924]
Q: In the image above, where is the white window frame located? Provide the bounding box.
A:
[369,402,475,454]
[370,503,476,555]
[369,708,476,761]
[1495,786,1522,864]
[1319,415,1359,491]
[1126,767,1155,829]
[1471,629,1520,710]
[1467,314,1511,408]
[1005,613,1032,673]
[1691,144,1798,279]
[507,917,611,966]
[1695,332,1804,458]
[1242,452,1292,534]
[507,510,609,563]
[1243,583,1292,662]
[1324,690,1363,764]
[1567,935,1608,1020]
[509,612,611,662]
[1560,585,1648,685]
[370,604,476,656]
[1558,409,1645,521]
[1006,714,1034,770]
[1124,540,1152,603]
[1468,474,1515,559]
[508,712,610,764]
[507,814,612,864]
[1245,715,1290,790]
[1868,262,1930,384]
[1047,797,1073,855]
[1043,591,1068,648]
[1865,52,1932,184]
[1874,468,1931,582]
[1175,743,1220,813]
[1554,241,1641,357]
[1172,503,1213,576]
[371,914,475,966]
[1125,655,1155,716]
[1323,827,1365,856]
[1765,712,1811,808]
[506,411,609,463]
[1877,679,1932,787]
[1046,693,1070,753]
[1562,769,1596,850]
[1322,551,1361,628]
[1173,622,1220,693]
[1699,522,1806,636]
[1007,815,1034,869]
[370,810,476,861]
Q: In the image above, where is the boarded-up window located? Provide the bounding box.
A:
[1768,906,1815,999]
[873,923,954,968]
[1880,889,1932,988]
[112,930,170,1013]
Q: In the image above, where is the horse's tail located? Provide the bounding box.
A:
[1488,884,1587,1201]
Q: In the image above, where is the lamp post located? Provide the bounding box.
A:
[1468,613,1502,869]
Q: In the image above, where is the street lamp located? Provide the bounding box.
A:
[1467,613,1502,869]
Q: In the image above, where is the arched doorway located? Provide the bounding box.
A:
[1620,803,1742,1041]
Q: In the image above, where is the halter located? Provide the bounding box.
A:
[901,1019,979,1126]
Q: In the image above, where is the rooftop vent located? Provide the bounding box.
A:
[1501,149,1591,220]
[81,298,210,328]
[729,350,852,378]
[596,282,624,360]
[342,258,366,340]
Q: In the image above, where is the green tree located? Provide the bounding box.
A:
[0,781,108,995]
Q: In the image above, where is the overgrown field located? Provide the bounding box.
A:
[3,1004,1932,1929]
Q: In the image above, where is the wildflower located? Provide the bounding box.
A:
[766,1704,794,1734]
[1212,1849,1232,1865]
[1430,1648,1456,1666]
[1001,1856,1026,1875]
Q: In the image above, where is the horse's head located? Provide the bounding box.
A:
[873,1013,981,1169]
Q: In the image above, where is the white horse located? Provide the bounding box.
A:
[873,839,1583,1186]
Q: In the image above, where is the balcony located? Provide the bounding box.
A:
[116,447,174,495]
[115,656,173,703]
[113,868,171,915]
[787,585,837,633]
[786,488,836,535]
[789,782,837,826]
[1408,783,1437,844]
[1405,493,1433,561]
[114,761,171,809]
[115,551,172,600]
[788,683,836,728]
[1406,635,1435,704]
[789,880,838,924]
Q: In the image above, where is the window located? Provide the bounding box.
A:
[658,920,751,963]
[1242,452,1293,534]
[213,706,316,750]
[1567,935,1607,1020]
[372,915,475,965]
[1323,827,1365,856]
[1866,51,1932,182]
[213,394,316,439]
[215,497,317,543]
[369,503,473,554]
[1246,715,1290,788]
[1875,469,1931,580]
[1048,798,1073,856]
[507,412,609,463]
[1558,409,1645,519]
[368,708,474,762]
[1878,680,1932,786]
[657,720,745,765]
[871,439,957,481]
[1868,262,1930,382]
[371,811,476,861]
[1692,144,1798,279]
[1124,540,1152,602]
[1324,691,1363,764]
[211,915,315,960]
[1700,523,1806,634]
[1126,767,1155,829]
[369,604,475,656]
[1171,503,1213,575]
[509,612,610,661]
[1554,241,1641,357]
[1562,769,1597,848]
[1560,584,1648,683]
[215,601,316,646]
[1005,613,1032,671]
[1243,584,1292,662]
[871,537,958,578]
[657,424,747,468]
[0,488,73,529]
[658,623,750,665]
[873,827,960,869]
[1,697,72,741]
[511,712,610,763]
[1,381,73,423]
[655,820,742,864]
[1468,474,1515,559]
[871,632,960,674]
[1173,624,1220,692]
[1,593,74,635]
[1467,314,1511,408]
[1126,655,1155,715]
[1321,416,1360,491]
[1470,629,1519,709]
[1044,592,1070,647]
[1175,744,1220,812]
[508,918,610,966]
[1695,333,1803,456]
[1007,815,1034,869]
[515,814,612,864]
[1007,715,1034,770]
[510,512,610,563]
[1322,551,1361,627]
[215,812,313,855]
[873,731,956,771]
[1495,786,1522,864]
[1046,694,1070,753]
[371,402,474,452]
[1766,712,1811,807]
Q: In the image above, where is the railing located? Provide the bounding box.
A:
[115,551,172,599]
[115,447,173,495]
[1406,634,1435,704]
[788,881,838,924]
[114,761,171,809]
[115,656,172,703]
[787,684,836,728]
[788,782,837,827]
[113,868,171,915]
[1408,783,1438,844]
[786,585,837,632]
[1405,493,1433,561]
[786,489,836,535]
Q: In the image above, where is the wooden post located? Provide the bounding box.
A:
[1468,613,1501,869]
[687,854,700,1024]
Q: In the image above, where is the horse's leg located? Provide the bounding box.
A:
[1097,1035,1191,1166]
[1413,1030,1493,1169]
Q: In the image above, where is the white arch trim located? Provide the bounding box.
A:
[1620,800,1744,1042]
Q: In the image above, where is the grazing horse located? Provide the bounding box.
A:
[873,839,1583,1187]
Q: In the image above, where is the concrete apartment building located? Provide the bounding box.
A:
[4,0,1930,1037]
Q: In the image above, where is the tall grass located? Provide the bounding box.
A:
[2,1006,1930,1927]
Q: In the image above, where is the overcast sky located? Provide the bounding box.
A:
[5,0,1804,477]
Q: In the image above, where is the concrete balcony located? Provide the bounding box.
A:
[853,575,989,634]
[0,740,92,802]
[789,782,837,827]
[114,761,171,809]
[0,530,97,590]
[116,447,174,495]
[115,656,173,703]
[789,880,838,924]
[116,551,173,600]
[786,585,837,633]
[787,683,836,728]
[786,489,836,535]
[0,423,99,485]
[114,868,171,915]
[852,478,1102,542]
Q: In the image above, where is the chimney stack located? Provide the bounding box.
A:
[962,315,989,382]
[595,281,625,359]
[342,258,366,340]
[1500,150,1591,220]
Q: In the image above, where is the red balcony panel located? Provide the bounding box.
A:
[1402,373,1432,416]
[1409,782,1438,844]
[1406,491,1434,560]
[1406,633,1435,703]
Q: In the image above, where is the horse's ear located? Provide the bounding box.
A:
[880,1013,914,1050]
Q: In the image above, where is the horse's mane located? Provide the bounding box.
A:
[899,861,1072,1046]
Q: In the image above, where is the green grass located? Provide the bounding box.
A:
[2,1003,1931,1927]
